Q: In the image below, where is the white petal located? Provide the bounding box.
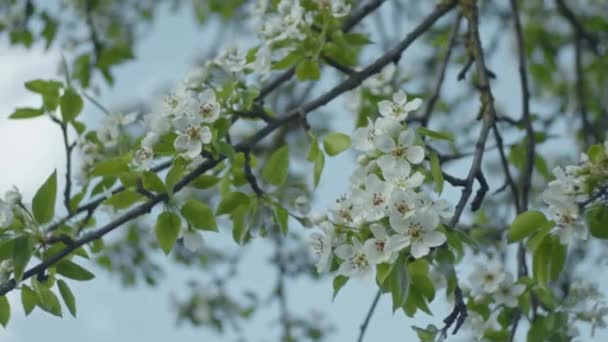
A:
[374,135,395,153]
[378,100,393,117]
[403,98,423,112]
[423,231,446,247]
[370,224,387,239]
[410,242,430,258]
[406,146,425,164]
[405,172,425,188]
[393,89,407,105]
[186,141,202,159]
[200,126,213,144]
[174,134,190,151]
[172,116,189,132]
[334,244,354,259]
[183,231,204,252]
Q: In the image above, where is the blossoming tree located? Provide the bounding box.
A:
[1,0,607,341]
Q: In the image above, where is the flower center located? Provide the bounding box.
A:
[186,126,201,140]
[392,103,404,116]
[408,222,422,240]
[372,193,385,206]
[484,273,495,283]
[165,96,179,109]
[367,128,376,142]
[199,102,215,118]
[392,144,406,158]
[135,148,152,160]
[351,252,368,269]
[395,202,412,215]
[375,240,385,253]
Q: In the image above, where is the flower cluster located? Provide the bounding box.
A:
[467,259,525,308]
[131,86,222,171]
[0,186,22,229]
[310,90,452,279]
[542,141,608,244]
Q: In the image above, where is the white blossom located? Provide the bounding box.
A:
[187,89,221,123]
[310,221,336,272]
[335,239,374,279]
[131,146,154,172]
[375,128,425,172]
[360,174,393,221]
[494,273,525,308]
[389,209,445,258]
[363,224,396,264]
[183,230,204,252]
[468,260,505,294]
[378,89,422,121]
[173,115,212,159]
[4,186,22,206]
[0,200,14,228]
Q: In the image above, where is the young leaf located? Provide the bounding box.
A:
[313,152,325,188]
[262,146,289,186]
[103,190,144,210]
[12,235,34,282]
[56,260,95,281]
[216,192,250,215]
[142,171,165,193]
[0,296,9,327]
[57,280,77,317]
[181,199,217,231]
[36,287,62,317]
[332,275,348,300]
[273,204,289,235]
[323,133,351,157]
[155,212,181,254]
[586,205,608,239]
[295,59,320,80]
[232,205,250,245]
[21,285,37,316]
[429,151,444,194]
[417,127,454,141]
[509,210,547,242]
[9,107,44,119]
[60,88,83,122]
[389,257,409,312]
[32,170,57,224]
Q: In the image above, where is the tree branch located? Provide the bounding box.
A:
[0,0,456,296]
[356,289,381,342]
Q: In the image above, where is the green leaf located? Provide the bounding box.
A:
[155,212,181,254]
[232,204,250,244]
[36,287,62,317]
[509,210,548,242]
[73,54,91,88]
[57,280,76,317]
[295,59,321,80]
[389,256,409,312]
[181,199,217,231]
[533,235,565,286]
[323,133,351,157]
[25,79,62,96]
[0,296,9,327]
[90,157,130,177]
[141,171,165,193]
[32,170,57,224]
[376,263,394,287]
[313,151,325,188]
[60,88,84,122]
[417,127,454,141]
[9,107,44,119]
[262,146,289,186]
[165,157,186,194]
[103,190,144,210]
[191,175,221,189]
[307,135,320,162]
[587,144,605,163]
[21,285,37,316]
[273,204,289,235]
[586,205,608,239]
[429,151,443,194]
[216,191,250,215]
[12,235,34,282]
[96,44,134,70]
[332,275,348,300]
[56,260,95,281]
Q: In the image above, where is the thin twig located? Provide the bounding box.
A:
[356,290,381,342]
[421,12,462,126]
[243,150,263,197]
